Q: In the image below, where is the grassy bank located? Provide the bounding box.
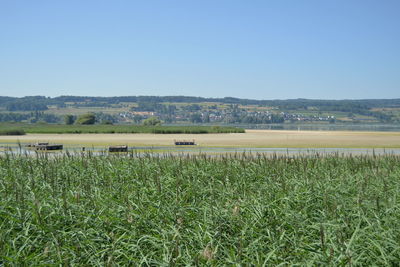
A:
[0,123,244,134]
[0,153,399,265]
[0,129,25,135]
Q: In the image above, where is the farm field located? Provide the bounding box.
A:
[1,130,400,148]
[0,153,399,265]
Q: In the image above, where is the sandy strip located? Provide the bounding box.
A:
[0,130,400,148]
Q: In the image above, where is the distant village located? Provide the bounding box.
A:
[117,104,336,124]
[1,95,397,124]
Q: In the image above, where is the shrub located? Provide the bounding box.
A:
[76,113,96,125]
[142,117,162,126]
[0,129,26,135]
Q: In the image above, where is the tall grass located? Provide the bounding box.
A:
[0,153,399,265]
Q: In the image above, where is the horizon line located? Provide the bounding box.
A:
[1,95,400,102]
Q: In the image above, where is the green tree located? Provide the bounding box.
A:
[142,117,161,126]
[101,120,113,125]
[190,113,202,123]
[76,113,96,125]
[64,114,75,125]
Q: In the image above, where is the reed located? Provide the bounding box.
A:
[0,152,399,265]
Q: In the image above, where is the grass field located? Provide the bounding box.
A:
[0,124,244,135]
[0,153,399,265]
[1,130,400,148]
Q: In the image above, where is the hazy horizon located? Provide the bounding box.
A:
[2,94,400,102]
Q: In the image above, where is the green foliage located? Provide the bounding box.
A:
[1,95,399,126]
[0,123,244,134]
[0,113,30,122]
[100,120,113,125]
[96,112,117,124]
[75,113,96,125]
[0,128,25,135]
[182,104,201,112]
[133,102,164,112]
[142,117,162,126]
[1,95,400,124]
[0,154,399,265]
[0,112,60,123]
[190,113,202,123]
[5,101,48,111]
[64,114,75,125]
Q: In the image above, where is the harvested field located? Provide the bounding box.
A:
[0,130,400,148]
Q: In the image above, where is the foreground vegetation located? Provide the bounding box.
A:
[0,124,244,134]
[0,153,399,265]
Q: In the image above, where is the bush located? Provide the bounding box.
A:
[0,129,26,135]
[101,120,113,125]
[64,114,76,125]
[76,113,96,125]
[142,117,162,126]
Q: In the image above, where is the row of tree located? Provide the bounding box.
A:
[64,113,161,126]
[6,101,48,111]
[0,112,58,123]
[2,95,400,110]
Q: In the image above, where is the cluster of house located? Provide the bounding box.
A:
[281,112,335,122]
[117,109,335,124]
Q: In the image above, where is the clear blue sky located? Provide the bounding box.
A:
[0,0,399,99]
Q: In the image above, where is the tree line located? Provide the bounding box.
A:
[1,95,400,110]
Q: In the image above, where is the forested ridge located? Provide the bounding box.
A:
[1,95,399,124]
[1,95,400,110]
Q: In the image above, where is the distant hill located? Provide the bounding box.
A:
[1,95,400,110]
[0,95,399,125]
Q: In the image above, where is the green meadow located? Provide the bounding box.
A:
[0,123,244,134]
